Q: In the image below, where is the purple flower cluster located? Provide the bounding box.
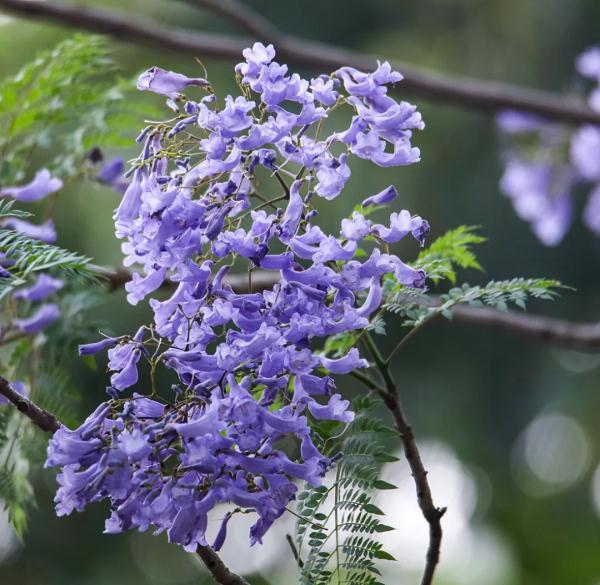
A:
[498,47,600,245]
[47,45,428,550]
[0,169,64,334]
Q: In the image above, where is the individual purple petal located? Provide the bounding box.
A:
[307,394,354,423]
[315,154,351,200]
[110,348,142,391]
[570,125,600,181]
[125,267,167,305]
[496,111,546,134]
[320,348,368,374]
[341,212,370,241]
[97,157,124,183]
[97,157,129,194]
[583,184,600,235]
[576,46,600,80]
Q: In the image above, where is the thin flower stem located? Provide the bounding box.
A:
[348,369,381,392]
[272,169,290,197]
[253,194,288,212]
[286,533,304,569]
[385,312,440,365]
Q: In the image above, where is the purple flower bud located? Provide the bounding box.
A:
[212,511,234,551]
[79,337,119,356]
[137,66,209,98]
[361,185,398,207]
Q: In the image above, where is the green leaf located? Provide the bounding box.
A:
[374,550,396,561]
[363,504,385,515]
[373,480,397,490]
[0,229,96,300]
[415,225,486,284]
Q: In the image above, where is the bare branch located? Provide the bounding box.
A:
[196,546,251,585]
[0,375,60,433]
[449,303,600,351]
[178,0,278,40]
[363,334,445,585]
[0,0,598,124]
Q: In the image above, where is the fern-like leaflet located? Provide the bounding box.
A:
[296,396,397,585]
[0,229,96,300]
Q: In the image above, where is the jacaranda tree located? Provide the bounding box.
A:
[0,27,595,585]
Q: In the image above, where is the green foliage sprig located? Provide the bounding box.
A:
[297,397,398,585]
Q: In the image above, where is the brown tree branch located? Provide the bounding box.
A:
[178,0,278,40]
[363,334,445,585]
[0,0,598,124]
[93,265,600,352]
[0,375,60,433]
[196,546,251,585]
[449,304,600,351]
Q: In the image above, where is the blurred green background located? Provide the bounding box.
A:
[0,1,599,584]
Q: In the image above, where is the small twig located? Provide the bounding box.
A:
[385,313,440,365]
[348,369,381,391]
[363,333,445,585]
[286,533,304,569]
[0,331,28,347]
[0,375,60,433]
[272,170,290,198]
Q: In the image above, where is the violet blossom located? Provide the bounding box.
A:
[497,46,600,244]
[0,169,62,202]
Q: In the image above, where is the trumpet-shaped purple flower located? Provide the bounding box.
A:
[13,302,60,334]
[13,274,64,302]
[1,218,57,243]
[1,169,62,202]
